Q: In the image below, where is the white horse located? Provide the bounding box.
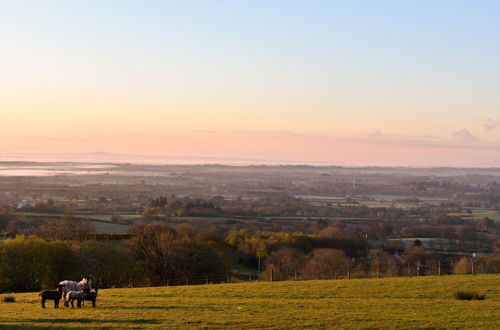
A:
[60,275,92,306]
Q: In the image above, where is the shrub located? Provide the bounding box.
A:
[3,295,16,303]
[452,290,485,300]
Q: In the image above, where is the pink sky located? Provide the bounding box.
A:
[1,1,499,167]
[2,130,499,167]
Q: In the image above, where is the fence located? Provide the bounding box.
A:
[125,258,472,289]
[128,272,260,289]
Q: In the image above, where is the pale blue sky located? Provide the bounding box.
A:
[1,1,499,166]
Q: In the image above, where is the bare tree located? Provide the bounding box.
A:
[35,215,94,241]
[264,247,304,281]
[369,249,400,278]
[302,248,349,280]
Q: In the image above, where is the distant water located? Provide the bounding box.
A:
[0,153,335,167]
[0,153,336,177]
[1,153,498,175]
[0,164,116,177]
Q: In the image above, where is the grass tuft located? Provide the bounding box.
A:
[3,295,16,303]
[452,290,485,300]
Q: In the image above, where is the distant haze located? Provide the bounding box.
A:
[1,1,499,167]
[1,151,498,169]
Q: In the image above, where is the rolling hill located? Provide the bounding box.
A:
[1,274,499,328]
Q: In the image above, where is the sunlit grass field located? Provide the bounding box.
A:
[1,275,499,329]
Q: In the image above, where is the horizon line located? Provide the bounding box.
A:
[1,152,499,170]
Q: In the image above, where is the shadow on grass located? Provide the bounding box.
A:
[1,326,97,330]
[105,305,188,310]
[22,318,160,324]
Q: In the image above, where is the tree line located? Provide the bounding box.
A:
[0,222,229,293]
[1,218,500,293]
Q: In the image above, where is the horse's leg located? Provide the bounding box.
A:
[41,298,45,308]
[92,299,95,307]
[55,299,59,308]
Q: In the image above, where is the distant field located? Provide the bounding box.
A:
[13,212,132,234]
[448,209,500,222]
[470,211,500,222]
[1,275,499,328]
[167,216,243,222]
[85,214,141,222]
[88,221,129,234]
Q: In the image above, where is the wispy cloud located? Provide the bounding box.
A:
[451,129,478,142]
[482,118,498,132]
[365,130,384,137]
[239,130,499,151]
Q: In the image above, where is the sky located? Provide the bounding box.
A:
[0,0,499,166]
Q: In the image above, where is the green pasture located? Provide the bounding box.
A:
[12,212,131,234]
[1,274,499,329]
[88,221,129,234]
[448,209,500,222]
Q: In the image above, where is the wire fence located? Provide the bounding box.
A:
[124,259,476,289]
[127,273,260,289]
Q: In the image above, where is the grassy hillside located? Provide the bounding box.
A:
[1,275,499,329]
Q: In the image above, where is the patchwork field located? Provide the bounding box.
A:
[1,274,499,329]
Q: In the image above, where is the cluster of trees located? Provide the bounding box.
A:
[0,236,141,292]
[260,239,499,281]
[263,247,353,280]
[139,195,412,219]
[226,223,443,280]
[150,196,168,208]
[0,222,230,293]
[1,223,500,293]
[0,214,94,240]
[226,222,444,279]
[127,223,229,285]
[225,222,367,273]
[453,254,500,274]
[142,196,222,218]
[1,207,500,293]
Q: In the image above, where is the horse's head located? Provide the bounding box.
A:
[80,275,93,289]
